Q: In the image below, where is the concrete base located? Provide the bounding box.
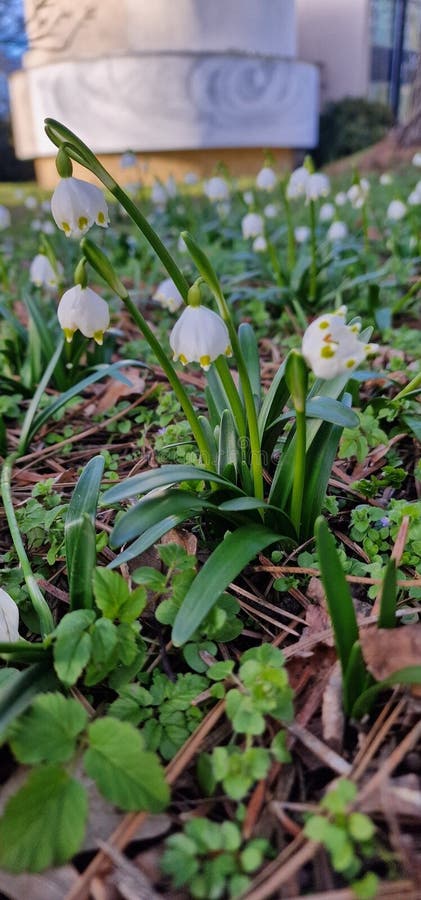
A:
[34,147,294,190]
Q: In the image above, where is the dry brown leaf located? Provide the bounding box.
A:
[0,867,79,900]
[360,624,421,681]
[322,661,345,752]
[90,368,146,414]
[160,527,197,557]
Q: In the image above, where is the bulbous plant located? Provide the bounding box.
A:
[42,118,379,646]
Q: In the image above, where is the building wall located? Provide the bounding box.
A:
[296,0,371,104]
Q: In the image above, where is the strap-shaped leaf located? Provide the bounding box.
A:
[378,558,398,629]
[102,465,245,506]
[110,490,209,548]
[172,525,281,645]
[342,641,371,716]
[65,455,104,575]
[352,666,421,719]
[68,514,97,611]
[315,517,359,676]
[108,514,194,569]
[218,409,238,476]
[238,323,261,412]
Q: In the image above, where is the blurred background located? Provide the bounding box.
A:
[1,0,421,183]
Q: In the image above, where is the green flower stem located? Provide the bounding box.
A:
[309,199,318,302]
[1,454,54,637]
[285,351,308,536]
[214,356,247,458]
[362,203,369,254]
[392,277,421,315]
[280,183,296,271]
[393,369,421,401]
[44,119,189,301]
[267,238,284,288]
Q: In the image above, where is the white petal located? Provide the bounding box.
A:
[0,589,20,642]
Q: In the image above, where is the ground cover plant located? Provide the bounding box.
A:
[0,126,420,898]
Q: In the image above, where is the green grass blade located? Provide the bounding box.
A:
[18,338,65,455]
[378,558,398,629]
[315,516,359,675]
[172,525,281,645]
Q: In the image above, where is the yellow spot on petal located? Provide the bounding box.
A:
[319,320,329,329]
[350,324,360,333]
[62,221,71,233]
[225,345,233,357]
[63,328,75,342]
[346,358,356,368]
[321,345,335,358]
[178,354,188,366]
[199,355,212,369]
[97,212,105,224]
[78,216,88,230]
[93,331,104,345]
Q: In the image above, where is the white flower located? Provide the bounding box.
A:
[184,171,199,186]
[0,588,20,642]
[151,181,167,207]
[347,179,370,209]
[327,220,348,242]
[387,199,406,221]
[306,173,330,202]
[0,205,11,230]
[294,225,310,243]
[264,203,278,219]
[153,277,184,312]
[319,202,335,222]
[335,191,347,206]
[243,190,254,206]
[24,196,37,210]
[31,218,42,232]
[29,253,63,289]
[204,176,229,202]
[41,220,56,235]
[170,305,231,370]
[242,212,264,239]
[51,177,109,238]
[408,189,421,206]
[302,306,379,379]
[256,166,277,191]
[120,151,137,169]
[412,152,421,167]
[380,172,392,185]
[41,199,52,213]
[57,285,110,344]
[286,166,310,199]
[253,235,267,252]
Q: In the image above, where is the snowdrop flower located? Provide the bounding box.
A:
[286,166,310,199]
[412,152,421,167]
[170,304,231,370]
[256,166,277,191]
[153,277,184,312]
[253,235,267,252]
[242,212,264,239]
[57,285,110,344]
[24,195,38,210]
[120,151,137,169]
[264,203,278,219]
[380,172,392,185]
[294,225,310,243]
[0,589,20,642]
[184,171,199,186]
[41,199,52,213]
[408,189,421,206]
[387,199,406,221]
[327,220,348,242]
[302,306,379,379]
[29,253,63,289]
[151,181,167,207]
[204,176,229,202]
[42,220,56,235]
[347,179,370,209]
[335,191,347,206]
[319,202,335,222]
[306,173,330,202]
[51,177,109,238]
[31,218,42,232]
[243,190,254,206]
[0,205,11,229]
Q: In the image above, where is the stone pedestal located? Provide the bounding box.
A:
[9,0,319,187]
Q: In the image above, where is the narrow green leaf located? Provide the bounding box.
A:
[352,666,421,719]
[172,525,281,645]
[258,359,288,456]
[108,514,197,569]
[315,517,359,675]
[18,338,65,455]
[110,490,208,548]
[101,464,244,506]
[65,455,104,576]
[238,323,261,411]
[0,661,57,742]
[0,765,88,872]
[9,692,88,764]
[378,558,398,629]
[217,409,238,476]
[68,513,97,611]
[343,641,371,716]
[84,717,170,811]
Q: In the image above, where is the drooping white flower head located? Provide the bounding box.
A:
[42,220,56,235]
[0,588,20,642]
[264,203,278,219]
[408,189,421,206]
[153,277,184,312]
[24,196,38,210]
[253,235,267,253]
[51,177,109,238]
[243,190,254,206]
[57,285,110,344]
[286,166,310,200]
[165,176,177,199]
[120,151,137,169]
[29,253,63,289]
[0,205,11,230]
[380,172,393,185]
[31,218,42,232]
[387,199,407,221]
[204,176,230,202]
[335,191,347,207]
[302,306,379,380]
[170,305,231,370]
[184,171,199,186]
[347,179,370,209]
[327,220,348,242]
[256,166,277,191]
[241,212,264,239]
[412,151,421,167]
[294,225,310,244]
[151,180,168,207]
[319,202,335,222]
[306,173,330,203]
